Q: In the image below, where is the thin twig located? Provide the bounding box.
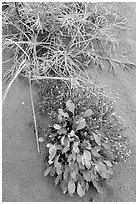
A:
[2,59,26,105]
[31,76,71,81]
[29,75,40,153]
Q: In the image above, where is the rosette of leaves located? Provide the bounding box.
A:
[37,79,129,165]
[44,99,117,197]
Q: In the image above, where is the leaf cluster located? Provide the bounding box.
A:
[37,79,129,165]
[44,99,114,197]
[42,83,129,197]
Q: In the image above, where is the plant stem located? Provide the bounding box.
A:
[31,76,71,81]
[2,59,26,105]
[29,75,40,153]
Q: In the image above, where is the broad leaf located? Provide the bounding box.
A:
[84,150,91,161]
[55,174,62,186]
[62,139,70,153]
[83,108,93,117]
[90,169,96,180]
[95,161,106,172]
[56,164,63,175]
[77,182,85,197]
[54,155,60,167]
[77,153,82,163]
[92,179,102,193]
[60,180,68,194]
[93,133,101,146]
[77,173,84,184]
[84,159,91,169]
[49,145,57,161]
[82,171,91,181]
[63,137,70,147]
[63,165,69,180]
[44,166,52,176]
[50,166,56,176]
[66,100,75,114]
[91,148,102,158]
[81,179,85,191]
[95,161,109,178]
[61,136,70,147]
[68,179,75,195]
[71,170,77,180]
[53,124,61,130]
[83,150,91,169]
[71,162,79,180]
[76,119,86,131]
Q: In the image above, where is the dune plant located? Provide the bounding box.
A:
[37,79,130,197]
[2,2,135,83]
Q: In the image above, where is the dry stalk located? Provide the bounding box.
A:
[29,74,40,153]
[2,59,26,105]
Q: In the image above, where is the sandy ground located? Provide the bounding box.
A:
[2,2,136,202]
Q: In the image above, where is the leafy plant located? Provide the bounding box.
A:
[44,101,110,196]
[41,81,130,197]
